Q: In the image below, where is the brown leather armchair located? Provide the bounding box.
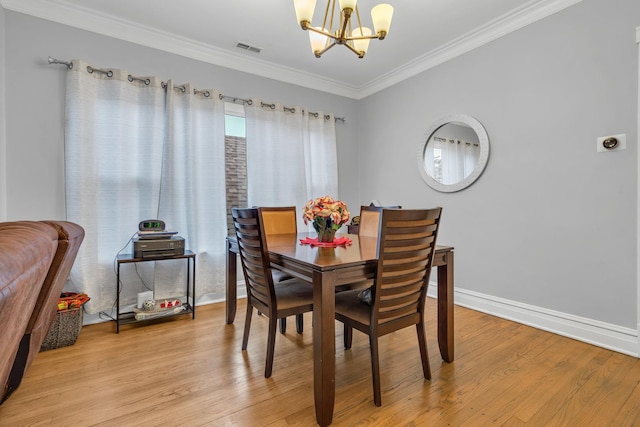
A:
[0,220,84,404]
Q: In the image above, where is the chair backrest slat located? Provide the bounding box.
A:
[232,208,276,310]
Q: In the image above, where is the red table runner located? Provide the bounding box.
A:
[299,236,352,247]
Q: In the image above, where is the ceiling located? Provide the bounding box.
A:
[2,0,582,99]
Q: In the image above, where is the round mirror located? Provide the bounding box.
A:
[417,114,490,192]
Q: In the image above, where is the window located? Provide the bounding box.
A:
[224,103,247,235]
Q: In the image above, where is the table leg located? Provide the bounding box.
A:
[191,256,196,319]
[226,241,237,324]
[437,250,454,362]
[313,270,336,427]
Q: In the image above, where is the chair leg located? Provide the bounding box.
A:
[369,334,382,407]
[279,315,304,334]
[242,304,253,351]
[295,314,304,334]
[416,323,431,380]
[265,316,278,378]
[343,324,353,349]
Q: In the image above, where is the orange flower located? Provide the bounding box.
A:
[303,196,350,230]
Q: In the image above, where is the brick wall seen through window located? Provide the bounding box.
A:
[225,113,248,236]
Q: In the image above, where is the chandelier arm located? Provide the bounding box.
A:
[343,42,365,58]
[315,41,337,58]
[345,33,379,41]
[299,20,311,30]
[354,5,363,33]
[323,0,334,34]
[306,25,337,41]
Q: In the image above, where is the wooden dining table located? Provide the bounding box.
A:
[225,233,454,426]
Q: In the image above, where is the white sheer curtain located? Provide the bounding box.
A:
[245,101,338,230]
[155,81,227,300]
[441,139,480,184]
[304,111,338,199]
[65,61,227,314]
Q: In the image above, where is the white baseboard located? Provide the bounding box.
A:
[87,282,639,358]
[427,285,639,358]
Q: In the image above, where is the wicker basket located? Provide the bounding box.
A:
[40,293,88,351]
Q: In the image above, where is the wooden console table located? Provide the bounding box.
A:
[115,250,196,333]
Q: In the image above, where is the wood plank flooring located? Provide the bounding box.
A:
[1,297,639,426]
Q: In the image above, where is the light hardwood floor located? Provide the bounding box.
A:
[1,297,639,426]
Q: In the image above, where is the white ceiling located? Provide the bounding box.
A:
[1,0,583,99]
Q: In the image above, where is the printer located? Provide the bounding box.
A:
[133,235,185,258]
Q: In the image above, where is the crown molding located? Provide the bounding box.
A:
[358,0,585,98]
[1,0,584,100]
[0,0,361,99]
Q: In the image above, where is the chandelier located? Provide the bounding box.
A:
[293,0,393,59]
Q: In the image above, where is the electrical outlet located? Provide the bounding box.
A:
[597,133,626,152]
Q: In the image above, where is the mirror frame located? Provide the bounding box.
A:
[417,114,490,193]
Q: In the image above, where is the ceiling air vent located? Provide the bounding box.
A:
[235,42,262,54]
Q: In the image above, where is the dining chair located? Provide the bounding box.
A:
[257,206,304,334]
[334,207,442,406]
[358,204,402,238]
[232,208,314,378]
[335,204,402,293]
[258,206,297,283]
[357,205,382,238]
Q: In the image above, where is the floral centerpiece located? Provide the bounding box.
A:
[303,196,350,243]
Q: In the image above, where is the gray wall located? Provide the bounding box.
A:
[359,0,639,330]
[2,11,360,221]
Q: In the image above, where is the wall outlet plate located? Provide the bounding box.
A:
[597,133,626,152]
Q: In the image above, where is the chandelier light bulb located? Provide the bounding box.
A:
[371,4,393,38]
[352,27,372,57]
[338,0,357,12]
[309,28,329,56]
[294,0,317,28]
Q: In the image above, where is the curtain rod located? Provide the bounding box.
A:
[48,56,73,69]
[47,56,346,123]
[220,96,346,123]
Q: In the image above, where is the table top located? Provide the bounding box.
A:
[227,233,452,253]
[264,233,376,270]
[258,233,453,272]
